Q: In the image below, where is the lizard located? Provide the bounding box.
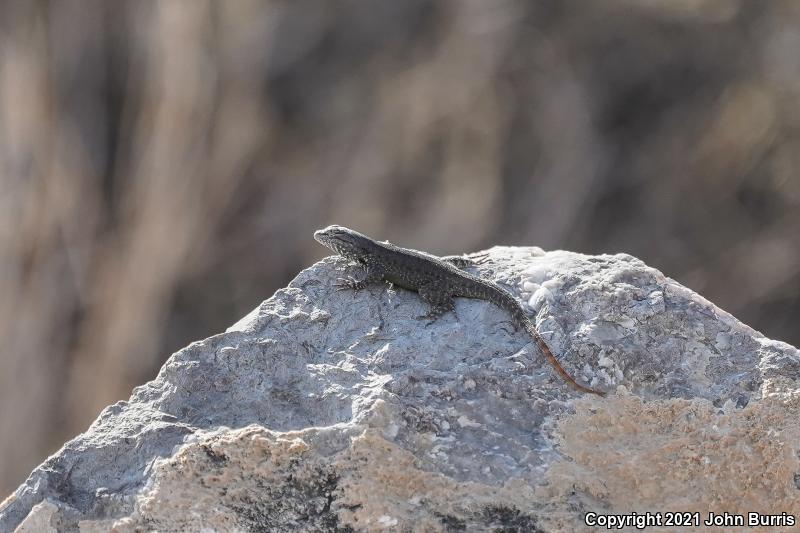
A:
[313,224,606,397]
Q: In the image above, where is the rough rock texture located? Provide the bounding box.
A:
[2,247,799,532]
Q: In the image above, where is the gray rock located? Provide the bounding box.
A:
[2,248,799,532]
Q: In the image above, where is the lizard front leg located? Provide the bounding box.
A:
[334,263,385,291]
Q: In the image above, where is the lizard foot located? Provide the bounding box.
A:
[334,277,366,291]
[416,306,457,325]
[466,251,491,264]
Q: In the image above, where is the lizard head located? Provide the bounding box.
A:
[314,225,377,261]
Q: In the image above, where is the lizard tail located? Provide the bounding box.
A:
[486,286,607,396]
[523,319,606,397]
[498,289,605,396]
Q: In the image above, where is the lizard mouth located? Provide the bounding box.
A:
[313,225,365,260]
[314,229,348,255]
[313,230,337,248]
[313,229,328,244]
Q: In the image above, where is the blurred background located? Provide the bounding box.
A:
[1,0,799,498]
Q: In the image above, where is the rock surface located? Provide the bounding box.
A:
[1,247,799,532]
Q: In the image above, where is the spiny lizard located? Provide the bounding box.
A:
[314,225,605,396]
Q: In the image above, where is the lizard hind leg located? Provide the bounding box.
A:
[440,253,491,270]
[417,283,456,323]
[440,255,475,270]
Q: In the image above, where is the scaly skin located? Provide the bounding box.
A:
[314,225,605,396]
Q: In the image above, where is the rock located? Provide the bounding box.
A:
[1,248,799,532]
[12,501,59,533]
